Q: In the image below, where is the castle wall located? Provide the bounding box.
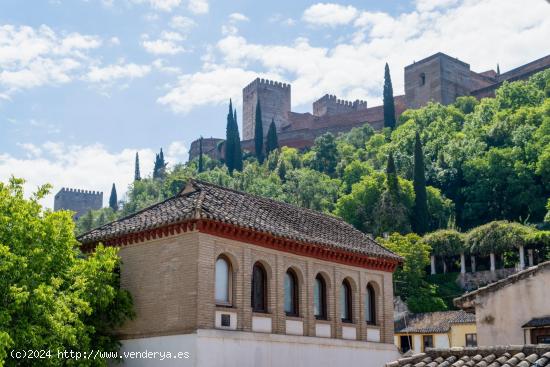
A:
[312,94,367,117]
[242,78,291,140]
[188,138,224,162]
[54,188,103,219]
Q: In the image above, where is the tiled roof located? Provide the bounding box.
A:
[385,345,550,367]
[78,180,401,261]
[454,261,550,309]
[522,317,550,329]
[395,311,475,334]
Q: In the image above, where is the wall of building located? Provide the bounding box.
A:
[395,333,449,353]
[114,329,400,367]
[449,323,477,347]
[312,94,367,117]
[242,78,291,140]
[474,266,550,346]
[53,188,103,219]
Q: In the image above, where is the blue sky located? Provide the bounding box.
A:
[1,0,549,207]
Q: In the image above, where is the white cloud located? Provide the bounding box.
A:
[148,0,182,12]
[188,0,208,14]
[302,3,358,27]
[159,0,550,113]
[229,13,249,22]
[170,15,196,33]
[141,32,185,55]
[0,141,187,208]
[152,58,181,74]
[157,67,280,113]
[84,63,151,83]
[0,25,101,93]
[109,36,120,45]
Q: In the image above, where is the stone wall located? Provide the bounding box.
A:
[53,188,103,219]
[313,94,367,117]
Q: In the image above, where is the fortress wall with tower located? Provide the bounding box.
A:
[54,188,103,219]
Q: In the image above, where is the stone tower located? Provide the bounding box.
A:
[312,94,367,117]
[54,188,103,219]
[405,52,472,109]
[242,78,291,140]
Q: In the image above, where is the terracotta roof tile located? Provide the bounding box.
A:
[78,180,400,261]
[395,311,475,334]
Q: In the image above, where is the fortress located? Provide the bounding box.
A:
[188,51,550,161]
[54,187,103,219]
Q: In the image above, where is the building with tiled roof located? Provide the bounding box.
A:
[454,261,550,346]
[78,179,403,367]
[385,345,550,367]
[394,311,477,353]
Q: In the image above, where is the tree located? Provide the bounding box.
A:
[225,99,235,173]
[134,152,141,181]
[0,178,134,366]
[412,131,429,234]
[282,168,341,213]
[422,229,466,257]
[198,136,204,173]
[153,148,167,179]
[233,108,243,172]
[265,119,279,156]
[254,100,264,163]
[386,151,399,197]
[383,62,396,130]
[109,183,118,211]
[311,133,338,177]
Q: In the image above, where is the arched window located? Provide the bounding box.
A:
[365,283,376,325]
[420,72,426,86]
[251,262,267,312]
[215,256,232,305]
[284,269,299,316]
[340,279,352,323]
[313,274,327,320]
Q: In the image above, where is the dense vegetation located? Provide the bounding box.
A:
[0,178,134,366]
[77,69,550,312]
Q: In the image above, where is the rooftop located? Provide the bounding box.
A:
[385,345,550,367]
[78,180,401,262]
[522,317,550,329]
[395,311,475,334]
[454,261,550,309]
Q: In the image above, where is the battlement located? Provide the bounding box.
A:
[57,187,103,196]
[243,78,291,94]
[313,94,367,117]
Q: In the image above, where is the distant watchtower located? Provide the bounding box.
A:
[404,52,472,109]
[242,78,291,140]
[54,188,103,219]
[312,94,368,117]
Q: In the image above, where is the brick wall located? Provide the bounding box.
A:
[117,230,395,344]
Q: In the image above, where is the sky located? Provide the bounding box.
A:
[1,0,549,208]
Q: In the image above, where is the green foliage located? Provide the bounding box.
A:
[152,148,167,179]
[386,151,399,197]
[310,133,338,177]
[0,178,133,366]
[224,100,243,173]
[422,229,466,256]
[265,119,279,156]
[281,168,341,213]
[134,152,141,181]
[413,132,432,235]
[254,100,264,163]
[198,137,204,173]
[428,272,463,310]
[383,63,396,130]
[109,183,118,211]
[377,233,446,312]
[466,220,535,254]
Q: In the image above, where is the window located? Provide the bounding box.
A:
[422,335,434,351]
[420,73,426,86]
[251,262,267,312]
[313,275,327,320]
[340,280,352,322]
[284,269,298,316]
[365,283,376,325]
[215,256,231,305]
[465,333,477,347]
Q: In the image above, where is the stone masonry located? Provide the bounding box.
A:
[54,187,103,219]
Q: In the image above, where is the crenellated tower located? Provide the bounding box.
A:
[54,187,103,219]
[312,94,368,117]
[242,78,291,140]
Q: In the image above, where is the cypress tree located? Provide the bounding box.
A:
[198,136,204,173]
[386,151,399,197]
[383,63,396,130]
[134,152,141,181]
[224,99,235,173]
[412,132,429,234]
[153,148,166,179]
[254,100,264,163]
[265,118,279,156]
[497,63,500,76]
[233,108,243,172]
[109,183,118,211]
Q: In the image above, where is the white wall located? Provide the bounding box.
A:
[434,334,449,349]
[114,329,400,367]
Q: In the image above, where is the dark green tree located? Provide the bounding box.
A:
[266,118,279,156]
[225,99,235,173]
[311,133,338,177]
[386,151,399,197]
[198,137,204,173]
[233,108,243,172]
[383,62,396,130]
[109,183,118,211]
[254,100,264,163]
[134,152,141,181]
[412,132,429,234]
[153,148,167,179]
